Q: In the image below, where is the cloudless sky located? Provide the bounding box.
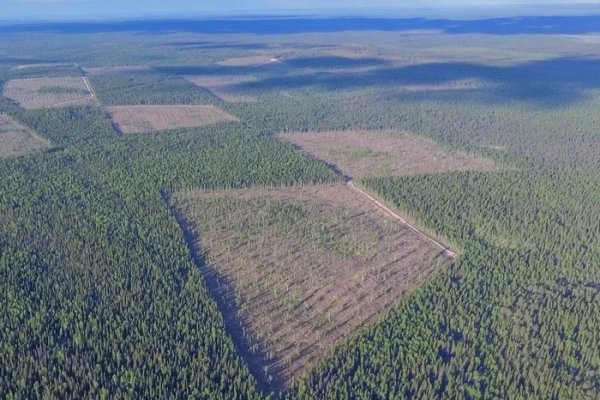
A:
[2,0,600,20]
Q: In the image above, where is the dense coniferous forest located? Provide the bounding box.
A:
[88,73,218,106]
[289,171,599,399]
[0,102,337,398]
[0,13,599,399]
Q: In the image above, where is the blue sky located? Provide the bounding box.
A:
[2,0,600,20]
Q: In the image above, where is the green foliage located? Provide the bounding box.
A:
[0,26,599,400]
[0,102,337,398]
[230,90,600,170]
[8,64,83,79]
[187,195,379,262]
[14,106,117,146]
[288,171,599,399]
[0,160,262,399]
[89,72,218,105]
[502,279,599,399]
[361,170,600,256]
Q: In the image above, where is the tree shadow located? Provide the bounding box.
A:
[152,55,600,108]
[164,194,285,396]
[157,55,391,77]
[222,56,600,108]
[158,41,270,51]
[0,56,56,66]
[286,56,392,69]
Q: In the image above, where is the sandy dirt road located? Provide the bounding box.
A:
[347,180,458,258]
[82,76,96,98]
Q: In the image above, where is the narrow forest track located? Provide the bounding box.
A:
[207,105,239,121]
[82,76,96,99]
[347,180,458,258]
[51,95,95,108]
[253,58,280,68]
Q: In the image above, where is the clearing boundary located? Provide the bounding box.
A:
[82,76,96,99]
[278,130,497,178]
[3,76,96,109]
[173,183,451,388]
[106,105,238,134]
[347,180,457,258]
[0,113,50,157]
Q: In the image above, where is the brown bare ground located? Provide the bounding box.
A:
[326,46,378,59]
[218,55,280,67]
[0,113,49,157]
[174,183,449,385]
[106,105,238,134]
[318,66,385,76]
[12,62,76,70]
[568,34,600,44]
[278,130,496,178]
[3,77,96,109]
[185,75,257,102]
[400,79,488,92]
[82,65,152,75]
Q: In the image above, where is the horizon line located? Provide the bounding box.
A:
[2,3,600,25]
